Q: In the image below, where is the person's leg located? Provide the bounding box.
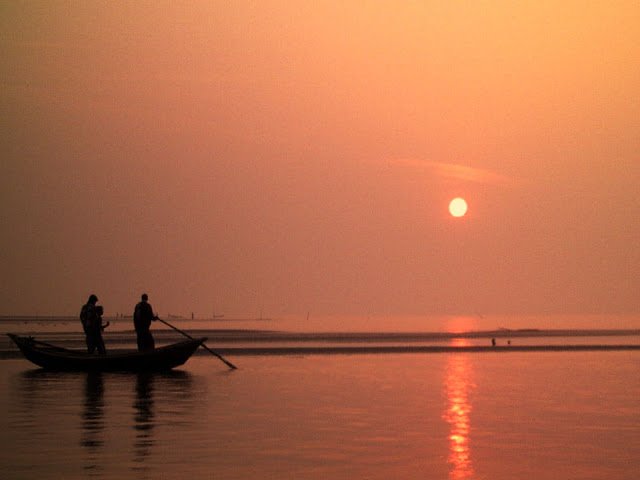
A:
[96,331,106,354]
[137,330,154,351]
[87,330,96,354]
[84,326,93,353]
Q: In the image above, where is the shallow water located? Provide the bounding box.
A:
[1,350,639,479]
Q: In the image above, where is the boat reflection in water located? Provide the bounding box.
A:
[443,340,476,480]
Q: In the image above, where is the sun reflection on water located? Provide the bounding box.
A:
[443,347,476,480]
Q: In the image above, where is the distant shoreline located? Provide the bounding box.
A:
[1,315,640,340]
[196,329,640,341]
[213,344,640,356]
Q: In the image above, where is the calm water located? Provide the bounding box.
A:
[1,315,639,479]
[1,349,639,479]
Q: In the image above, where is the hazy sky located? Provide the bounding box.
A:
[2,1,639,317]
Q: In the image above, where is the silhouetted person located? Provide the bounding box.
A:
[80,294,98,339]
[80,294,106,354]
[491,338,496,347]
[134,294,158,352]
[94,305,108,353]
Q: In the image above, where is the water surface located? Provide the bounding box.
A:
[1,350,638,479]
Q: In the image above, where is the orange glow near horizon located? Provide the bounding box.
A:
[445,316,479,334]
[443,355,475,479]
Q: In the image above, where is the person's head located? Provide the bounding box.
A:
[141,293,148,302]
[95,305,104,316]
[88,294,98,304]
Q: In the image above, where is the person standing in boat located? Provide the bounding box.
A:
[93,305,108,354]
[134,293,158,351]
[80,294,106,354]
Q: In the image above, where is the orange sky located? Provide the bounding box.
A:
[1,2,639,316]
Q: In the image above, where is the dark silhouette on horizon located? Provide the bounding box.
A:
[134,294,158,352]
[80,294,106,354]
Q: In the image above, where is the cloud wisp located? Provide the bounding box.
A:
[391,159,519,187]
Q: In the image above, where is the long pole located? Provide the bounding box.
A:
[157,318,237,370]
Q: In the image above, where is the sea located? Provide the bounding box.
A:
[1,314,639,479]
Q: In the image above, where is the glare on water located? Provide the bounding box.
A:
[443,345,475,479]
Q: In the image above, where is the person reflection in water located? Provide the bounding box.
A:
[80,294,106,354]
[81,372,105,475]
[134,294,158,351]
[133,373,156,468]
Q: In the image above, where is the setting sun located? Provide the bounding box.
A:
[449,198,468,217]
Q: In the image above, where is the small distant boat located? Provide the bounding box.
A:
[7,333,205,372]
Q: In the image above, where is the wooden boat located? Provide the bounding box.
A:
[7,333,205,372]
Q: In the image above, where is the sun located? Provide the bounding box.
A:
[449,197,468,217]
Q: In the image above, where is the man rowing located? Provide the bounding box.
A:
[133,293,158,351]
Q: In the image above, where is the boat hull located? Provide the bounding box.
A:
[7,334,205,372]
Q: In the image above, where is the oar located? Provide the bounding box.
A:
[156,318,237,370]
